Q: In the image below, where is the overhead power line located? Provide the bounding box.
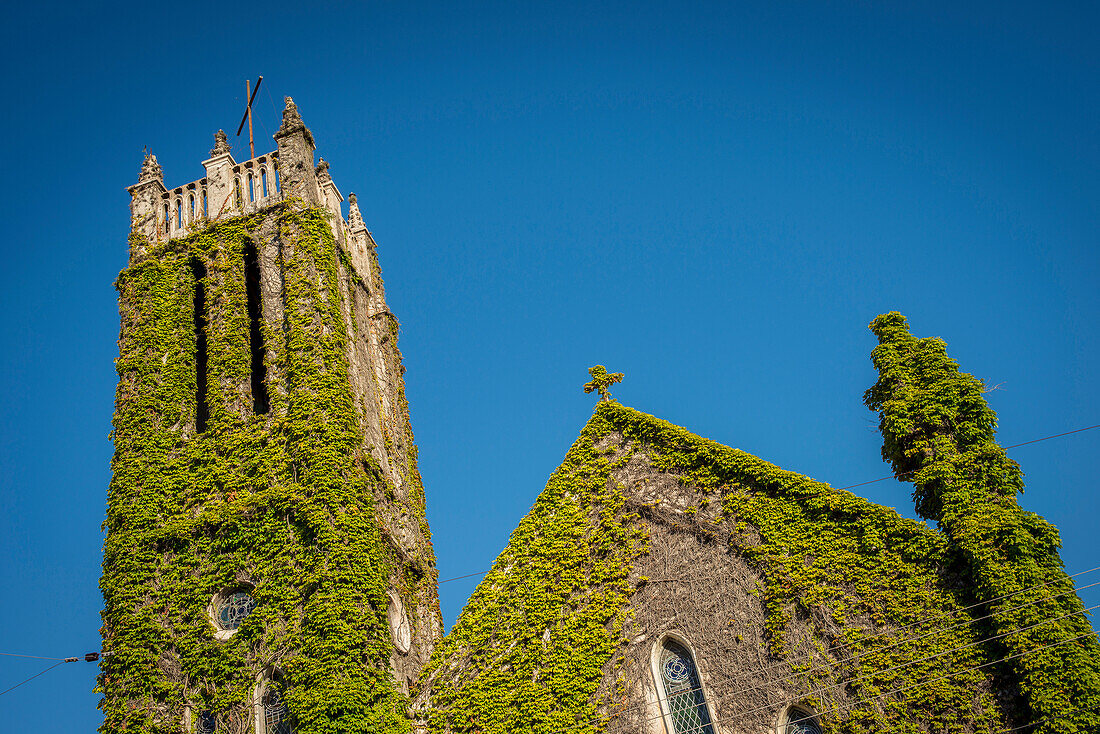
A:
[834,423,1099,491]
[437,423,1100,586]
[546,601,1100,734]
[0,662,66,698]
[0,653,106,699]
[738,629,1099,734]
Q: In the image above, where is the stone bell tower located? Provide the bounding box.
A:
[102,97,441,734]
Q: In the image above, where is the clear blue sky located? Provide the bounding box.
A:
[0,1,1097,730]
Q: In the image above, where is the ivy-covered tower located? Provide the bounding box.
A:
[103,98,441,734]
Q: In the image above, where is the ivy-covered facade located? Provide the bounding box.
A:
[417,319,1099,734]
[102,100,440,734]
[106,100,1097,734]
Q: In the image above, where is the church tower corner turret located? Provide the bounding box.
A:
[103,98,441,734]
[272,96,321,206]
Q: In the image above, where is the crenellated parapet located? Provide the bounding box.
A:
[127,97,360,265]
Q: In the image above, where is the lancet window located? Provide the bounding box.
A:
[783,707,822,734]
[655,638,715,734]
[254,671,294,734]
[196,710,216,734]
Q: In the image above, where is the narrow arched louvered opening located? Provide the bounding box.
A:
[243,240,269,415]
[190,258,209,433]
[656,639,715,734]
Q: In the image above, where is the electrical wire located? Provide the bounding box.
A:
[707,573,1100,692]
[0,652,68,661]
[833,424,1099,491]
[737,630,1099,734]
[0,662,66,698]
[535,597,1100,734]
[0,652,108,700]
[436,424,1100,585]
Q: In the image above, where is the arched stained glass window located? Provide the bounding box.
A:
[658,640,715,734]
[264,687,293,734]
[785,707,822,734]
[196,710,216,734]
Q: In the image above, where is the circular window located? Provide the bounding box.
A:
[662,653,693,684]
[209,588,257,639]
[217,591,257,630]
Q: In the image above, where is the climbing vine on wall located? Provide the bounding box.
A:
[422,407,650,734]
[864,311,1100,733]
[426,400,1020,733]
[101,203,409,734]
[614,403,1003,733]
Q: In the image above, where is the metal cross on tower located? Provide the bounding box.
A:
[237,76,263,160]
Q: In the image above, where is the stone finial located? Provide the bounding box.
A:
[348,192,365,230]
[138,151,163,183]
[210,129,231,157]
[280,96,301,129]
[316,158,332,183]
[274,96,315,148]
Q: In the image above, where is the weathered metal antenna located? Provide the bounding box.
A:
[236,76,263,160]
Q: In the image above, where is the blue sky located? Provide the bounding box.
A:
[0,1,1097,730]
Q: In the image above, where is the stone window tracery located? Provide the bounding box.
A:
[208,587,256,640]
[195,710,216,734]
[783,706,822,734]
[254,671,295,734]
[653,637,715,734]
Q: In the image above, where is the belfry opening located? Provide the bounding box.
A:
[243,240,269,415]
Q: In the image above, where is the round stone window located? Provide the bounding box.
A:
[209,588,257,640]
[217,591,256,630]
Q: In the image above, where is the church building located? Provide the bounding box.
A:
[102,99,1099,734]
